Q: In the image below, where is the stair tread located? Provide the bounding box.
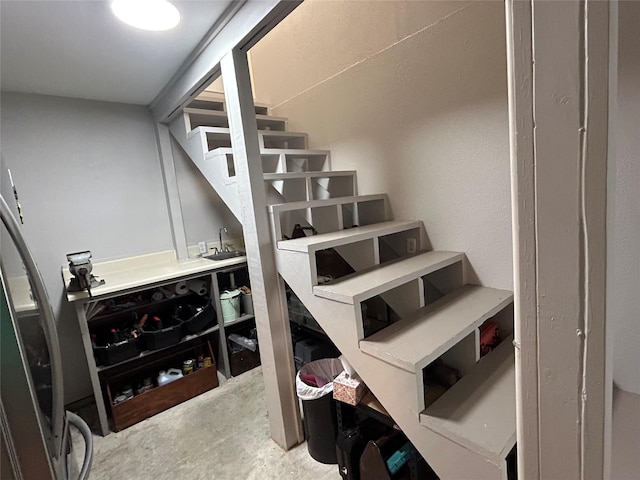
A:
[206,147,330,157]
[278,220,421,253]
[264,171,355,181]
[271,150,330,158]
[313,251,463,304]
[194,91,270,110]
[195,126,307,138]
[360,285,513,373]
[269,193,387,214]
[420,337,516,464]
[184,107,287,124]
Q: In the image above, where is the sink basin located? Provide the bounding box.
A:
[203,250,245,261]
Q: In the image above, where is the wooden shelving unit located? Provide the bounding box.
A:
[211,263,260,378]
[106,340,219,432]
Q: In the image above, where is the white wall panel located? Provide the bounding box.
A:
[1,92,173,403]
[250,0,512,290]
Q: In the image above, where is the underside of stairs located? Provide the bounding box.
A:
[170,91,517,480]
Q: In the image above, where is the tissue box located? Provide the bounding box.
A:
[333,371,368,406]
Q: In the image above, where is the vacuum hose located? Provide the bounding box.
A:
[65,411,93,480]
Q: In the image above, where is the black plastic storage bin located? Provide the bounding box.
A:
[294,337,340,371]
[303,392,338,464]
[141,317,183,351]
[93,337,140,366]
[173,296,216,335]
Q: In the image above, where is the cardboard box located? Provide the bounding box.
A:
[333,371,368,406]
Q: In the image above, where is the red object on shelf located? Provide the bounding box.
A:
[479,320,500,357]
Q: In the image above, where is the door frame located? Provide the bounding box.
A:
[505,1,609,478]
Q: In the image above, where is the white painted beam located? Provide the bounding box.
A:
[150,1,301,123]
[154,123,188,260]
[505,1,539,477]
[603,2,619,477]
[506,1,609,478]
[221,48,303,450]
[581,2,609,477]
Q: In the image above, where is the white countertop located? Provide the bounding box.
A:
[62,250,246,303]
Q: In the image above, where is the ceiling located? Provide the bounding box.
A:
[0,0,234,105]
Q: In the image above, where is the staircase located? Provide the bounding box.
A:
[170,91,517,480]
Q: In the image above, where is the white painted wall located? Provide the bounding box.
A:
[205,76,224,94]
[0,92,174,403]
[171,137,242,247]
[610,1,640,394]
[249,0,512,290]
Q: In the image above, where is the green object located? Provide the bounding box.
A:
[385,441,412,475]
[220,289,241,322]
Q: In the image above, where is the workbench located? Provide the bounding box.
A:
[63,250,257,435]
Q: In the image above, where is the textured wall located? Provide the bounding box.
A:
[249,0,512,290]
[610,1,640,394]
[172,136,242,246]
[1,92,174,403]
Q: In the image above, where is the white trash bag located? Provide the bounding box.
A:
[296,358,344,401]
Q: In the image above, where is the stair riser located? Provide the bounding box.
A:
[188,94,268,115]
[186,111,286,132]
[206,152,350,201]
[206,150,332,177]
[187,99,225,111]
[308,230,425,288]
[203,131,308,152]
[270,195,391,243]
[258,134,308,150]
[266,174,357,203]
[169,117,241,219]
[271,153,332,173]
[213,151,331,175]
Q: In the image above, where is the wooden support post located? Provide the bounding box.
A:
[506,1,608,478]
[221,48,304,449]
[154,123,189,260]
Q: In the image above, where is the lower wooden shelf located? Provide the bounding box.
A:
[108,362,218,432]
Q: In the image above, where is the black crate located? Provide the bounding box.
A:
[174,298,216,335]
[228,338,261,376]
[93,337,140,366]
[141,317,183,351]
[294,338,339,371]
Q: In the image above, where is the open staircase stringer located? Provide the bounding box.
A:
[169,113,242,219]
[275,248,508,480]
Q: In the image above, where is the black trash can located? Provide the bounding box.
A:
[296,358,344,464]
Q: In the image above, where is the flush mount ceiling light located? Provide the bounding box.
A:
[111,0,180,31]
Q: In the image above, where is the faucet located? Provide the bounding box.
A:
[219,226,229,252]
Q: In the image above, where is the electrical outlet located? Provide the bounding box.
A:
[407,237,417,254]
[198,241,207,254]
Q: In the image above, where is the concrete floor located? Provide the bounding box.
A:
[73,367,336,480]
[71,368,639,479]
